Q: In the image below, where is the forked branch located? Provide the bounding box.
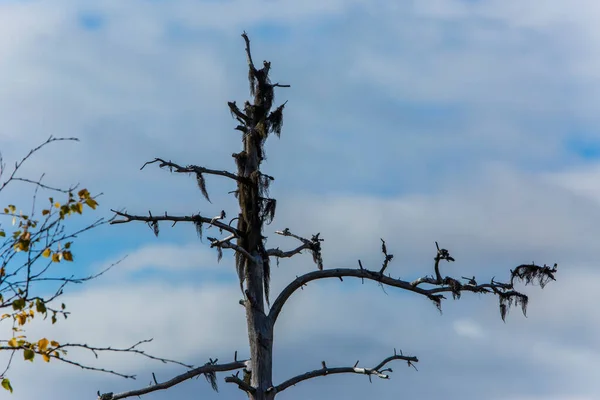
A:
[208,234,257,263]
[269,228,324,269]
[273,350,418,394]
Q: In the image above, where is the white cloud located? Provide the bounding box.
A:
[453,319,484,339]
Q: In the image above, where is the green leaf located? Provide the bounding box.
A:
[35,299,47,314]
[12,298,25,311]
[1,378,13,393]
[23,348,34,362]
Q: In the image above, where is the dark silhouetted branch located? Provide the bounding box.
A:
[379,238,394,274]
[273,350,418,394]
[266,244,310,259]
[98,359,247,400]
[225,373,255,394]
[270,228,323,269]
[110,209,241,237]
[140,158,244,183]
[208,234,257,262]
[269,259,553,324]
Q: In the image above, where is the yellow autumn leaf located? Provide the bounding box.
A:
[54,202,60,208]
[72,202,83,214]
[42,353,50,362]
[42,248,51,258]
[16,313,27,325]
[8,338,17,347]
[38,338,49,352]
[50,340,59,347]
[41,209,50,216]
[85,198,98,209]
[51,253,61,263]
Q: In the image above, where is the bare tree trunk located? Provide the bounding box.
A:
[237,69,276,398]
[238,139,275,399]
[245,256,274,400]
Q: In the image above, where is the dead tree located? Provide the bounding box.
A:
[102,33,558,400]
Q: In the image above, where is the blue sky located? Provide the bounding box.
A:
[1,1,600,399]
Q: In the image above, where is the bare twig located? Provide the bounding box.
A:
[0,339,193,380]
[241,31,256,72]
[379,238,394,274]
[110,209,241,237]
[140,158,244,183]
[97,359,246,400]
[208,234,257,262]
[273,350,418,393]
[225,374,255,394]
[271,228,324,270]
[0,136,79,193]
[266,244,310,259]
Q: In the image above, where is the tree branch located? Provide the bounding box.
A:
[270,228,324,269]
[110,209,241,237]
[208,234,257,262]
[0,338,192,381]
[0,135,79,193]
[224,373,255,394]
[269,261,555,324]
[97,360,247,400]
[227,101,251,125]
[140,157,245,183]
[241,31,256,72]
[266,243,310,259]
[273,351,418,394]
